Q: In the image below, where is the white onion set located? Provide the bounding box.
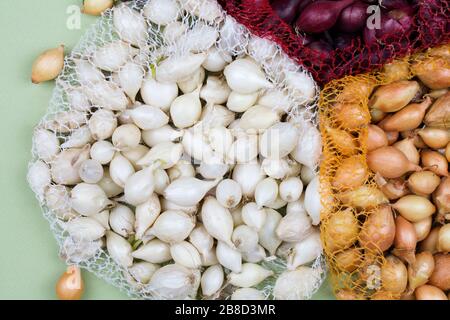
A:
[27,0,324,301]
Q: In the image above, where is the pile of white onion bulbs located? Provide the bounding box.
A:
[28,0,324,300]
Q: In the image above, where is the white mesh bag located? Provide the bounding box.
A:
[27,0,327,300]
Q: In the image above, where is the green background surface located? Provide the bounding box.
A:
[0,0,334,300]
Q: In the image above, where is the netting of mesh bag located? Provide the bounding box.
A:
[217,0,450,85]
[318,44,450,300]
[27,0,327,300]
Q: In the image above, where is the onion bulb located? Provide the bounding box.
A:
[380,255,407,294]
[428,253,450,291]
[424,92,450,128]
[325,125,357,155]
[381,97,432,132]
[335,248,362,273]
[383,59,410,83]
[433,177,450,222]
[374,174,409,200]
[418,128,450,149]
[31,45,65,84]
[407,171,441,196]
[408,252,435,291]
[367,124,388,152]
[322,208,359,253]
[367,146,421,179]
[392,216,417,264]
[393,195,436,222]
[338,186,388,209]
[413,56,450,90]
[334,102,369,129]
[369,80,419,112]
[56,266,84,300]
[413,217,432,242]
[332,156,368,189]
[359,205,395,251]
[393,138,420,165]
[421,150,449,177]
[437,225,450,253]
[419,226,441,254]
[415,285,448,300]
[82,0,113,16]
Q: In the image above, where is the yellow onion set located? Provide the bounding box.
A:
[319,44,450,300]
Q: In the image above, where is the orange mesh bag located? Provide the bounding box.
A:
[318,44,450,300]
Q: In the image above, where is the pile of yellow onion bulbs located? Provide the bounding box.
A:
[363,49,449,300]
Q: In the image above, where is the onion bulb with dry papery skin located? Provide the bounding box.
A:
[31,45,64,84]
[412,56,450,90]
[421,150,449,177]
[367,146,421,179]
[82,0,113,16]
[418,128,450,149]
[381,255,408,295]
[359,205,395,251]
[419,226,441,254]
[392,216,417,265]
[415,285,448,300]
[393,195,436,223]
[433,177,450,221]
[369,80,420,112]
[382,59,410,83]
[428,253,450,291]
[337,78,376,104]
[338,185,388,209]
[334,248,362,273]
[324,125,357,155]
[322,208,359,253]
[393,138,420,165]
[374,174,409,200]
[407,171,441,196]
[402,129,427,149]
[332,156,368,189]
[413,217,432,242]
[437,225,450,253]
[381,97,432,132]
[334,102,369,129]
[408,251,435,291]
[367,124,388,152]
[424,92,450,128]
[56,265,84,300]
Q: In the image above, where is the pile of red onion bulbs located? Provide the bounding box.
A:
[270,0,416,54]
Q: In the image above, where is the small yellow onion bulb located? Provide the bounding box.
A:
[437,224,450,253]
[56,265,84,300]
[428,253,450,291]
[380,255,408,295]
[31,45,64,84]
[415,285,448,300]
[82,0,114,16]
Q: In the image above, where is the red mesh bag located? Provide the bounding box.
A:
[217,0,450,85]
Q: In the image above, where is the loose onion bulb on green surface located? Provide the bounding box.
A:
[56,266,84,300]
[31,45,64,84]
